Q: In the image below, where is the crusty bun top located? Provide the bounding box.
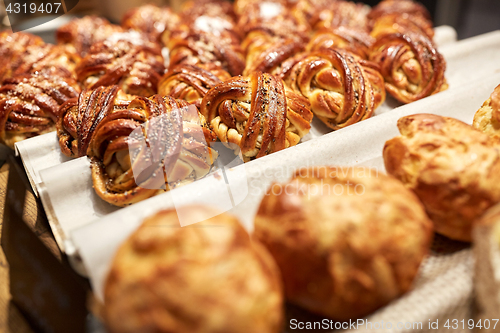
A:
[254,166,432,320]
[104,205,284,333]
[384,114,500,242]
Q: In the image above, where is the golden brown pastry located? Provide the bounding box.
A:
[121,4,180,42]
[292,0,327,29]
[167,30,245,76]
[76,40,165,97]
[162,0,238,47]
[369,32,447,104]
[237,0,308,35]
[57,86,133,158]
[171,18,238,46]
[164,1,240,69]
[312,0,370,31]
[0,31,80,81]
[238,0,308,41]
[239,15,307,48]
[158,64,230,108]
[0,73,80,148]
[200,72,313,162]
[370,12,434,40]
[293,0,369,31]
[254,166,433,320]
[238,0,309,47]
[89,95,217,206]
[56,16,124,57]
[12,43,80,79]
[208,0,307,81]
[234,0,288,17]
[276,48,385,130]
[473,84,500,141]
[238,1,309,76]
[104,206,284,333]
[243,38,304,76]
[0,31,44,81]
[367,0,431,30]
[180,0,237,24]
[307,27,375,60]
[384,114,500,242]
[99,30,161,52]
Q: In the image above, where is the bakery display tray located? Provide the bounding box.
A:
[11,26,500,333]
[71,70,500,333]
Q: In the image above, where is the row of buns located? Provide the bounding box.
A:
[0,0,447,208]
